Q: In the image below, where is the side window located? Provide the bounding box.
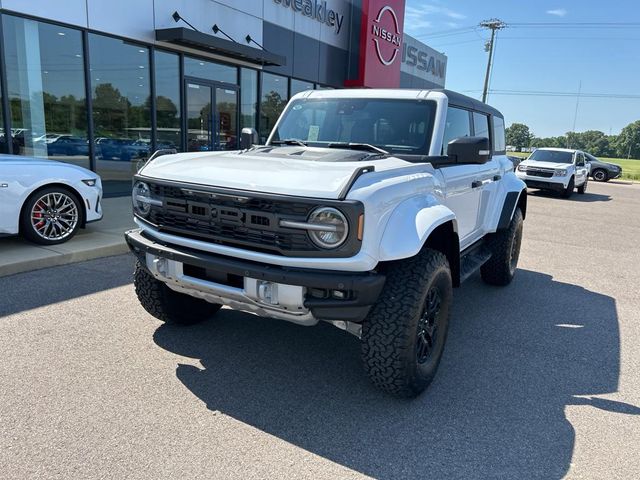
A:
[473,112,490,140]
[576,152,585,166]
[442,107,471,155]
[492,116,506,153]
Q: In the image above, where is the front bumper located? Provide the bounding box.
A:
[521,179,566,192]
[125,229,385,325]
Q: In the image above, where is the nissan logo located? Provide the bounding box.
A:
[371,6,402,66]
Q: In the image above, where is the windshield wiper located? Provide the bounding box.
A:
[270,139,307,147]
[327,142,389,155]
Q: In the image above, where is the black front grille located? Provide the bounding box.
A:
[524,167,554,178]
[143,180,362,257]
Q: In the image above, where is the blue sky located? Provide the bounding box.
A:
[404,0,640,137]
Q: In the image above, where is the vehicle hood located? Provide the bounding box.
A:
[139,147,416,199]
[0,154,95,176]
[520,159,572,170]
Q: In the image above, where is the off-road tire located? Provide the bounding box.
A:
[592,169,608,182]
[481,208,523,286]
[562,177,575,198]
[134,261,221,325]
[577,176,588,194]
[361,249,452,398]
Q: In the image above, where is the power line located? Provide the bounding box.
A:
[410,26,478,39]
[509,21,640,26]
[488,89,640,99]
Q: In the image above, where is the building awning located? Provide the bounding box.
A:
[155,27,286,67]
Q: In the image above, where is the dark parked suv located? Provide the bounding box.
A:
[585,153,622,182]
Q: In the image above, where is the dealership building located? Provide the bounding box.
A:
[0,0,447,195]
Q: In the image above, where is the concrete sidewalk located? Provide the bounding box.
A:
[0,196,135,278]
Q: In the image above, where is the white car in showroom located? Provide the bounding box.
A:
[516,147,590,198]
[0,155,103,245]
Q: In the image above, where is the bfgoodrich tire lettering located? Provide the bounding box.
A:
[134,261,221,325]
[361,249,452,398]
[481,207,523,286]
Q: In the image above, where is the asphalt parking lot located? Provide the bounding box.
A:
[1,181,639,479]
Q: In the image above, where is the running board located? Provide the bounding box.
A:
[459,245,492,284]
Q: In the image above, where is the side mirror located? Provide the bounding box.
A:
[240,127,258,150]
[447,136,490,164]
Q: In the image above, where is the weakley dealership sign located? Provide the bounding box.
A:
[273,0,345,34]
[346,0,405,88]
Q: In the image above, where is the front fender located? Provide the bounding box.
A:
[378,195,457,261]
[491,172,527,231]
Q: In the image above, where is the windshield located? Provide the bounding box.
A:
[528,149,574,164]
[270,98,436,155]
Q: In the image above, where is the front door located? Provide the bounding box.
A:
[185,80,238,152]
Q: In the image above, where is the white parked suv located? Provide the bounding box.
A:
[516,147,590,198]
[126,89,527,397]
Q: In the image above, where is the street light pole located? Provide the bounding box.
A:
[480,19,506,103]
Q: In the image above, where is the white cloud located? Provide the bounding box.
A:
[546,8,568,17]
[404,3,466,34]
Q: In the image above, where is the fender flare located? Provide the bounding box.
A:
[497,187,527,230]
[378,195,458,261]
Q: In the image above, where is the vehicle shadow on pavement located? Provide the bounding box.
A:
[0,254,134,317]
[153,269,639,479]
[528,190,612,202]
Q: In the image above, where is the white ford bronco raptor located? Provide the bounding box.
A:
[126,89,527,397]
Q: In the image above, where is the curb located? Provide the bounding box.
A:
[0,241,130,278]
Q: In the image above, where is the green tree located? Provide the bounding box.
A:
[92,83,130,136]
[506,123,532,151]
[614,120,640,159]
[576,130,612,157]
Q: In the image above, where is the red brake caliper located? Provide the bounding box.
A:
[34,200,45,229]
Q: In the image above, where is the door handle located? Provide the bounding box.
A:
[472,178,493,188]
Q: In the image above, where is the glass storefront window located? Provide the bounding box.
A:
[184,56,237,84]
[155,51,181,151]
[240,68,257,131]
[291,79,313,96]
[0,62,6,153]
[259,72,288,143]
[3,15,88,167]
[89,34,151,196]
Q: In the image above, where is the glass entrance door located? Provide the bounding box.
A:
[215,87,238,150]
[186,82,213,152]
[185,81,239,153]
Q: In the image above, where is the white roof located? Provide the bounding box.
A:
[536,147,579,153]
[294,89,434,100]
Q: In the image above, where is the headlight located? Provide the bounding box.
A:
[517,165,527,172]
[81,179,97,187]
[307,207,349,249]
[554,169,568,176]
[132,181,160,217]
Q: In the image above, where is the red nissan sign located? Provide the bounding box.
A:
[346,0,405,88]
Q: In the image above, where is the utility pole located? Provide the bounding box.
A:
[480,19,506,103]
